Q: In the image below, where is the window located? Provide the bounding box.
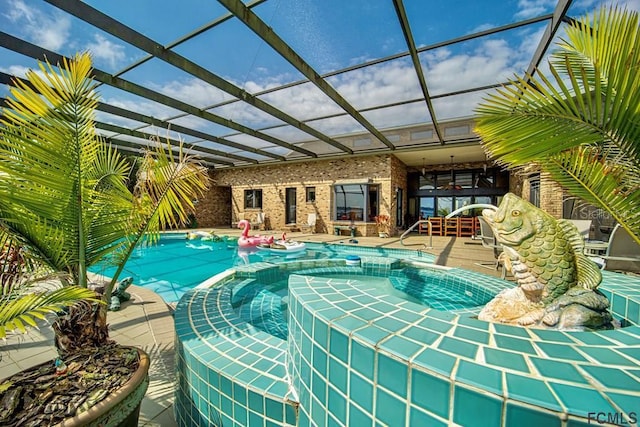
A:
[306,186,316,203]
[333,184,379,221]
[244,189,262,209]
[411,167,509,220]
[529,174,540,207]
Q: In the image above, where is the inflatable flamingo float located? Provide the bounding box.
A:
[237,219,274,248]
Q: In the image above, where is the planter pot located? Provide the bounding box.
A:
[57,347,150,427]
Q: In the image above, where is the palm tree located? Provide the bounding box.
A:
[0,52,209,349]
[475,6,640,244]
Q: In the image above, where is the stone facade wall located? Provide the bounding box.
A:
[540,172,564,218]
[390,155,408,232]
[193,177,231,228]
[196,155,401,236]
[509,171,526,198]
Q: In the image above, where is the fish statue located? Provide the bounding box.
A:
[478,193,614,330]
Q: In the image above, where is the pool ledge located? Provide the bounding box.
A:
[288,273,640,426]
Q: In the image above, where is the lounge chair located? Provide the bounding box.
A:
[300,213,317,233]
[567,219,592,240]
[251,212,265,230]
[591,224,640,273]
[477,216,506,279]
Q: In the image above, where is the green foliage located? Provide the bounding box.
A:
[475,6,640,244]
[0,283,99,339]
[0,52,209,337]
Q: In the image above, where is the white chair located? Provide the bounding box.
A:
[592,224,640,273]
[251,212,265,230]
[567,219,592,240]
[476,216,506,279]
[300,213,317,233]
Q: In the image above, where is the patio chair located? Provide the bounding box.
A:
[251,212,265,230]
[477,216,506,279]
[458,217,475,237]
[592,224,640,273]
[444,217,458,236]
[567,219,592,240]
[300,213,317,233]
[420,217,442,236]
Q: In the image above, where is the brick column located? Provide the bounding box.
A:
[540,172,564,219]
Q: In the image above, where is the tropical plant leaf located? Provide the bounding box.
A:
[0,51,209,343]
[0,285,101,339]
[475,6,640,244]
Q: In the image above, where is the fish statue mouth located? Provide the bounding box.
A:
[482,212,523,245]
[495,226,524,245]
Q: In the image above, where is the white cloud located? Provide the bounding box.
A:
[155,78,235,109]
[4,0,70,51]
[0,64,32,79]
[608,0,640,11]
[85,34,126,69]
[515,0,557,19]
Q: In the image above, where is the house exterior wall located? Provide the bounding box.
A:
[540,172,564,219]
[196,154,405,236]
[193,182,230,228]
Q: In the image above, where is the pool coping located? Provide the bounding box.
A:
[174,250,640,426]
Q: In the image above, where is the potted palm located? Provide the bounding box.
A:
[0,53,209,425]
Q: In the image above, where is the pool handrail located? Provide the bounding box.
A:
[400,219,433,249]
[445,203,498,218]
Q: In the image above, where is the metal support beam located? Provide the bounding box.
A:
[95,102,260,163]
[94,122,245,166]
[0,71,272,163]
[525,0,573,79]
[105,138,234,168]
[216,0,395,150]
[0,34,294,161]
[392,0,444,144]
[43,0,352,155]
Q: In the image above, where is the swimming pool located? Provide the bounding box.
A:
[89,234,486,306]
[89,234,334,303]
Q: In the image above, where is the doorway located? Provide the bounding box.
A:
[285,188,297,224]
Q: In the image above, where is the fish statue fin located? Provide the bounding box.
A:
[557,219,602,290]
[557,219,585,254]
[575,253,603,290]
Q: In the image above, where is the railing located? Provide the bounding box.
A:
[445,204,497,218]
[400,205,499,249]
[400,219,433,249]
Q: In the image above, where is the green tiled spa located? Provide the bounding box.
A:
[173,248,640,426]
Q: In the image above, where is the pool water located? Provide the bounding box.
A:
[89,236,242,303]
[229,267,487,340]
[90,235,490,323]
[89,235,394,303]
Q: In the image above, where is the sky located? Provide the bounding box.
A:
[0,0,638,157]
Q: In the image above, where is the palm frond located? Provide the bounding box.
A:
[0,285,101,339]
[475,6,640,243]
[106,137,209,289]
[544,147,640,237]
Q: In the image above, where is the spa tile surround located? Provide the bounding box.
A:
[174,254,640,427]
